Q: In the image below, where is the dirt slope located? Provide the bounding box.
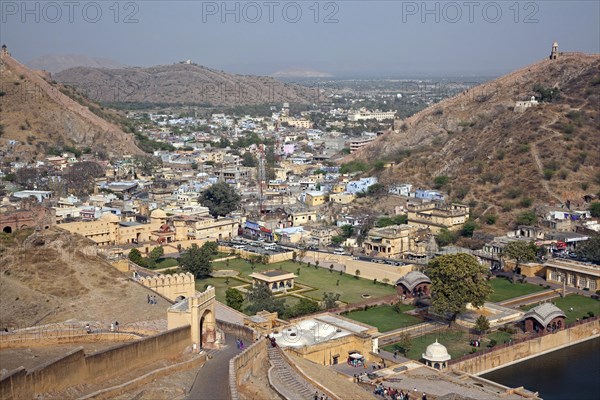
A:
[0,228,166,328]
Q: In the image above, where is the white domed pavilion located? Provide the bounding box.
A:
[422,339,451,369]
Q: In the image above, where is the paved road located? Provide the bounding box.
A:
[186,334,240,400]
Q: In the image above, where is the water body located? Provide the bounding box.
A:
[482,338,600,400]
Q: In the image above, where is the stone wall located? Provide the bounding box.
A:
[138,272,196,301]
[0,326,191,399]
[450,318,600,375]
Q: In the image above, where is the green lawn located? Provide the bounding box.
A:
[383,329,513,361]
[521,295,600,322]
[344,305,421,332]
[155,258,179,269]
[211,259,396,304]
[488,278,547,302]
[195,276,304,314]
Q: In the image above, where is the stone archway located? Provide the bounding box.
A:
[199,309,216,349]
[2,226,12,234]
[189,287,217,351]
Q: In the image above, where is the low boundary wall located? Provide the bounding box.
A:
[0,326,191,399]
[450,317,600,375]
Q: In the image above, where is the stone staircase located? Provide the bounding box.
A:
[267,346,319,400]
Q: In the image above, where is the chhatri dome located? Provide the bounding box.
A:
[150,209,167,219]
[422,339,451,369]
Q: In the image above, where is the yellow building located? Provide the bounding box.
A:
[287,210,317,226]
[304,191,327,207]
[329,193,355,204]
[545,259,600,292]
[172,215,240,242]
[363,224,429,258]
[60,209,167,245]
[407,202,469,234]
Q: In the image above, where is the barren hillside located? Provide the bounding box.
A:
[54,62,319,106]
[0,51,143,161]
[0,228,166,327]
[349,53,600,224]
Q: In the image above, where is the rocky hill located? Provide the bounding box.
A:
[0,51,143,161]
[348,53,600,226]
[28,53,126,74]
[54,63,319,107]
[0,227,166,327]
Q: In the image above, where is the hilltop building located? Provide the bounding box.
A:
[550,41,559,60]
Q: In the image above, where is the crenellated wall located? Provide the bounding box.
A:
[139,272,196,301]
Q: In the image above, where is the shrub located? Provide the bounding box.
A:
[588,311,595,317]
[486,215,498,225]
[519,197,533,208]
[433,175,450,188]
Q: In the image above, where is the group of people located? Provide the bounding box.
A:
[236,338,245,350]
[147,295,158,305]
[110,321,120,332]
[313,392,329,400]
[374,385,427,400]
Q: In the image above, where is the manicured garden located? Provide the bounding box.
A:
[383,329,513,361]
[344,305,421,332]
[521,294,600,322]
[211,258,396,304]
[487,278,547,302]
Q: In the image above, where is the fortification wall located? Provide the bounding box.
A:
[0,326,191,399]
[451,318,600,375]
[138,272,196,301]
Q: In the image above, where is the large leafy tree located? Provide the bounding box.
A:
[63,161,104,196]
[502,241,537,282]
[199,182,241,217]
[180,243,213,278]
[576,234,600,264]
[245,283,285,315]
[225,288,244,311]
[322,292,341,309]
[427,253,491,321]
[284,298,321,319]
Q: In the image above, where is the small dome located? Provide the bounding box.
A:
[150,209,167,219]
[553,41,559,47]
[422,339,451,362]
[100,212,120,222]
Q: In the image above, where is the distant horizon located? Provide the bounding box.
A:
[3,1,597,78]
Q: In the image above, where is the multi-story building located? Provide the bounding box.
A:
[348,110,396,121]
[363,224,429,258]
[407,202,469,234]
[347,137,376,153]
[173,215,241,242]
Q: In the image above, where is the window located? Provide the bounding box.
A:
[589,280,597,291]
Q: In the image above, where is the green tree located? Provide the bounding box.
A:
[426,254,491,321]
[323,292,341,309]
[331,235,345,245]
[474,315,490,335]
[285,298,321,318]
[245,283,285,315]
[502,241,537,283]
[433,175,450,189]
[225,288,244,311]
[576,234,600,263]
[128,248,144,265]
[460,220,478,238]
[202,241,218,255]
[355,269,361,280]
[148,246,164,263]
[200,182,242,217]
[340,224,354,238]
[329,264,335,273]
[515,210,537,226]
[395,332,412,356]
[241,152,258,167]
[590,202,600,218]
[435,228,458,247]
[180,243,213,278]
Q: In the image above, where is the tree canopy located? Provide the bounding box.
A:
[245,283,286,315]
[200,182,241,217]
[576,234,600,264]
[180,242,214,278]
[503,240,537,282]
[427,253,491,320]
[225,288,244,311]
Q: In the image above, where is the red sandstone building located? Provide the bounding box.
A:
[522,303,566,333]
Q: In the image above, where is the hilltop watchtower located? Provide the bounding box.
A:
[549,41,559,60]
[1,44,9,57]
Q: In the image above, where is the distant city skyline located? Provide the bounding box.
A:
[2,1,599,76]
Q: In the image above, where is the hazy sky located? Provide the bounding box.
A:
[2,1,599,76]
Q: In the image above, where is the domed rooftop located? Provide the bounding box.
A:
[150,209,167,219]
[100,212,120,222]
[422,339,451,362]
[523,303,566,327]
[396,270,431,291]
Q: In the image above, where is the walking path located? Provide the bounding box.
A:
[186,335,238,400]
